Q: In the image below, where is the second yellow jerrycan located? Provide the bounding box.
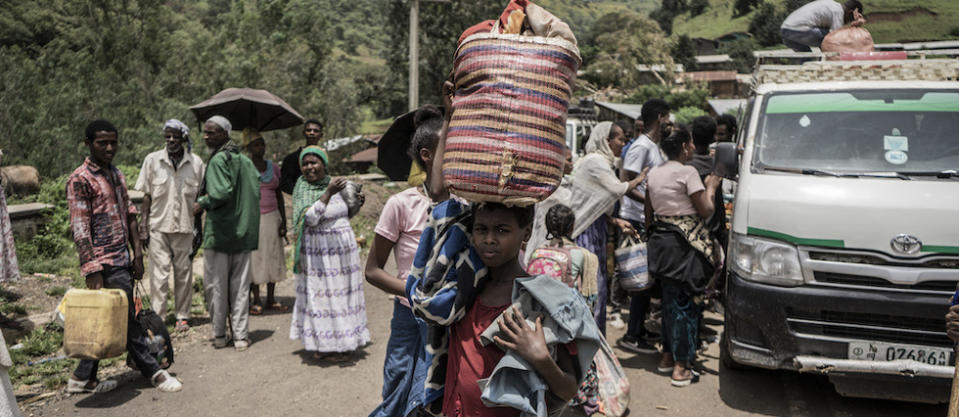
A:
[62,288,128,360]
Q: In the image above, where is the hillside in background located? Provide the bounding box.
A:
[539,0,658,39]
[670,0,959,43]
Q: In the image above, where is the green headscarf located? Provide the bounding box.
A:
[292,146,331,273]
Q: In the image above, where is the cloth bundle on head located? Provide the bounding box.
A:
[242,128,263,148]
[207,115,232,134]
[163,119,192,151]
[291,145,330,274]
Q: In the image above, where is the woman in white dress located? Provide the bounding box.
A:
[289,146,370,362]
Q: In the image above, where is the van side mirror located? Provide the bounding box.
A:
[714,142,739,179]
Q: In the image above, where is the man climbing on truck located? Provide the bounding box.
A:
[780,0,866,52]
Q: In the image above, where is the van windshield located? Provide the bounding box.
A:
[755,90,959,175]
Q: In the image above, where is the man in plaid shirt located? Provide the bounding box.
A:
[65,120,182,394]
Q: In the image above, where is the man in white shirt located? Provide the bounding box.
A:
[617,99,670,354]
[780,0,864,52]
[136,119,205,332]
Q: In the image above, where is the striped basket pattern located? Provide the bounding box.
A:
[444,32,581,206]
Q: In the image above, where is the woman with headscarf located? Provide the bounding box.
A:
[644,128,721,387]
[289,146,370,362]
[243,129,288,315]
[568,121,646,334]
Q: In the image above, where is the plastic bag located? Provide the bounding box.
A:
[614,236,653,292]
[341,181,364,218]
[821,26,874,53]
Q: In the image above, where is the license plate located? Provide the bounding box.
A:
[847,341,952,366]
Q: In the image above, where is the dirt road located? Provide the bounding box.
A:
[26,272,948,417]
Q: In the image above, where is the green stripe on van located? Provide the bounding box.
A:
[747,227,845,248]
[765,92,959,114]
[920,245,959,254]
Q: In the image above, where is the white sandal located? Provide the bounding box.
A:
[152,370,183,392]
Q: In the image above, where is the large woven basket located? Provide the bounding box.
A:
[443,32,581,206]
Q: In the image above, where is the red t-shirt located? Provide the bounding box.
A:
[443,300,520,417]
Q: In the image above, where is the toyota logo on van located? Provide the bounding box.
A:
[890,234,922,255]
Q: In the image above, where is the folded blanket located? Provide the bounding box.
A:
[478,275,601,417]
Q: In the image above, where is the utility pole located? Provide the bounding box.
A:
[408,0,449,111]
[409,0,419,111]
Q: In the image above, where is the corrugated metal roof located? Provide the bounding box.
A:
[595,101,643,119]
[708,99,746,116]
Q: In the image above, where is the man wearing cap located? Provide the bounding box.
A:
[136,120,205,333]
[194,116,260,351]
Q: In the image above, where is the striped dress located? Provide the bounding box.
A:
[289,194,371,352]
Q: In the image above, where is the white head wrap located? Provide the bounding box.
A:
[584,121,616,166]
[207,115,232,134]
[568,121,629,237]
[163,119,192,151]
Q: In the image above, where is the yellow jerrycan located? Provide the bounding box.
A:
[62,289,128,360]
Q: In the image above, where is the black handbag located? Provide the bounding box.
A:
[130,283,175,370]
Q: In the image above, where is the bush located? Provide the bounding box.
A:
[14,173,77,276]
[624,85,710,112]
[674,106,709,125]
[720,38,760,74]
[734,0,762,17]
[749,3,784,47]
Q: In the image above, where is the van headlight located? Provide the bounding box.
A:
[729,233,804,287]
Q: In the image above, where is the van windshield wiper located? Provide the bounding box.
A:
[759,165,909,180]
[896,169,959,179]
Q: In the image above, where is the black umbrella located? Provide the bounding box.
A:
[377,106,446,181]
[189,88,305,132]
[377,110,417,181]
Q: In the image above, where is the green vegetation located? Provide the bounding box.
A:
[0,302,27,315]
[7,322,73,388]
[44,286,68,298]
[674,106,710,124]
[671,0,959,44]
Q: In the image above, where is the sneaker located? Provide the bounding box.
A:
[152,370,182,392]
[234,339,250,352]
[66,378,118,394]
[213,336,229,348]
[175,320,190,332]
[617,336,658,354]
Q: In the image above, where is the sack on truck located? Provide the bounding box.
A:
[443,0,581,206]
[821,26,874,56]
